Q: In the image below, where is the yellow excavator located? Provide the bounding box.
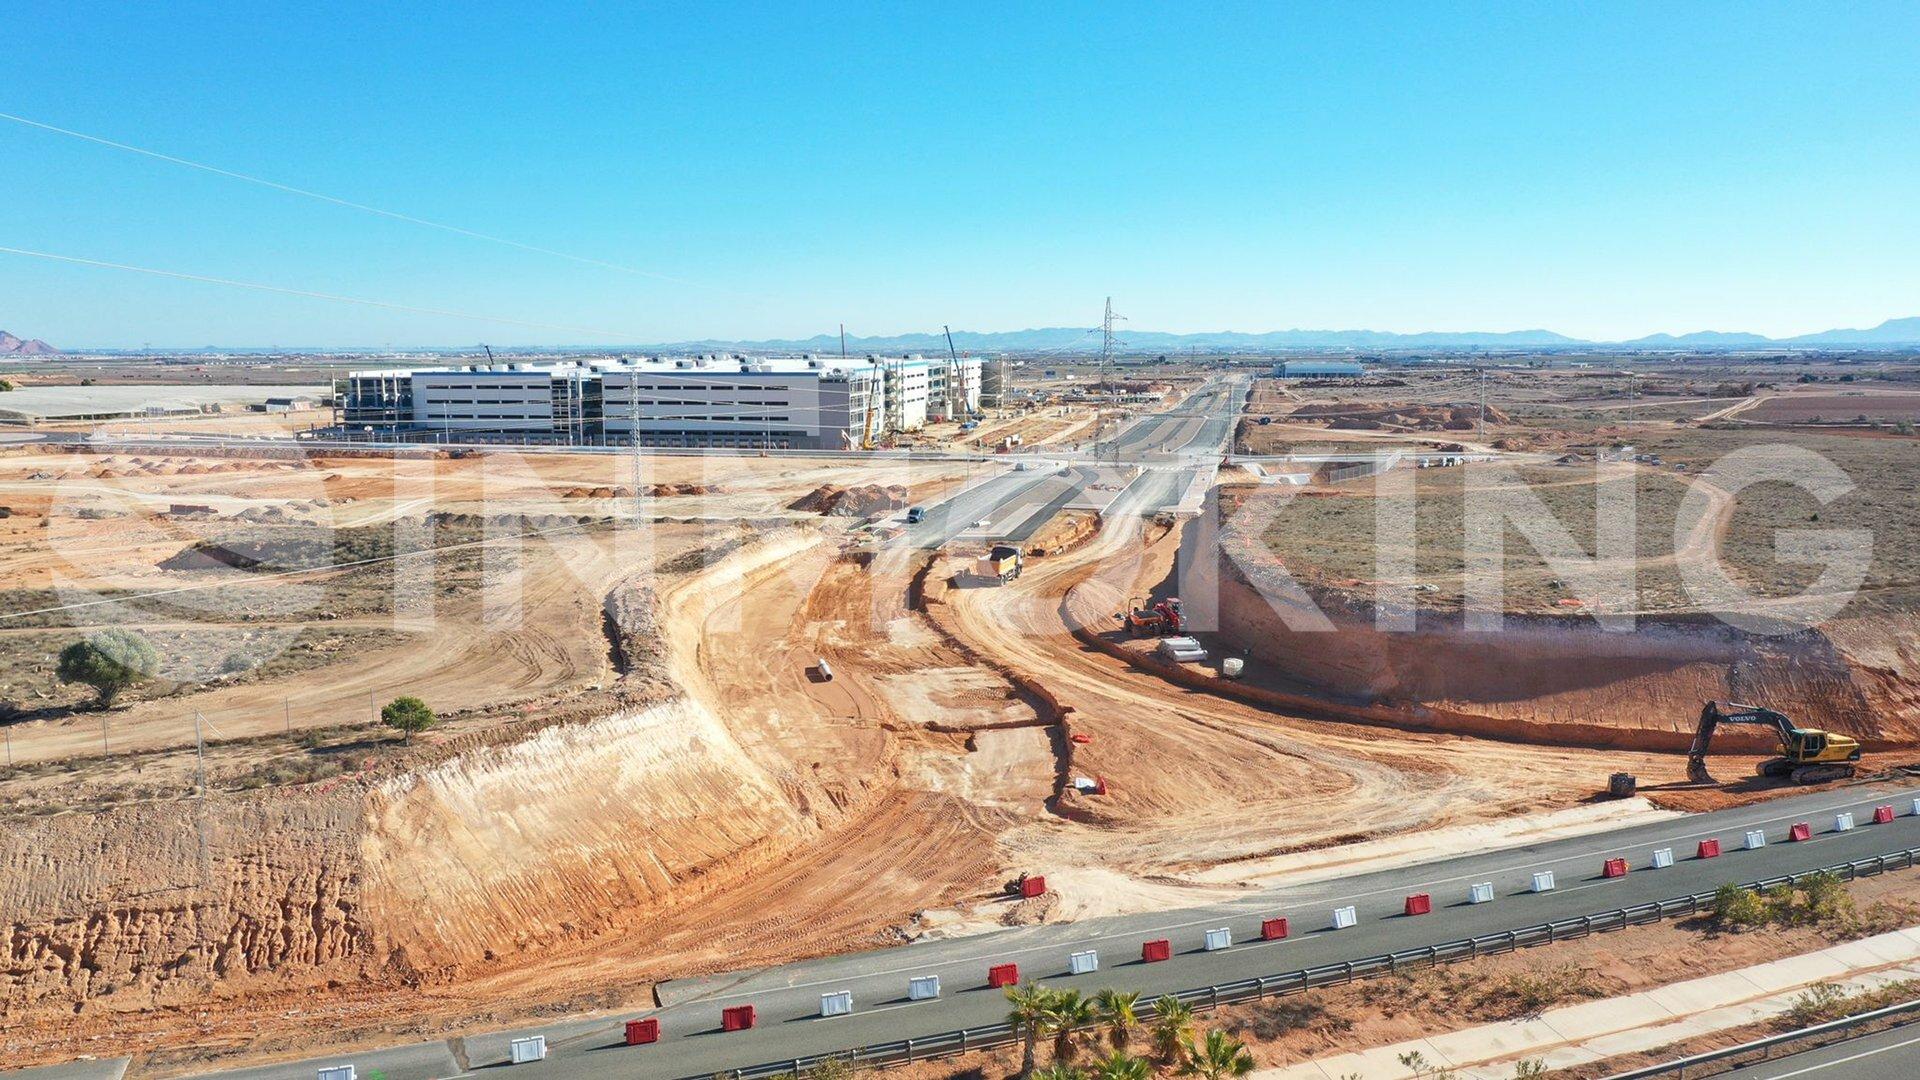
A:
[1686,701,1861,786]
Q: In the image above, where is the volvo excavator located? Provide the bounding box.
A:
[1686,701,1861,786]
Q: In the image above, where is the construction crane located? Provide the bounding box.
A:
[860,360,883,450]
[1686,701,1861,786]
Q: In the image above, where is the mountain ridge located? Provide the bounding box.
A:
[0,330,58,356]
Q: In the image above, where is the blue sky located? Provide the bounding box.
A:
[2,2,1917,347]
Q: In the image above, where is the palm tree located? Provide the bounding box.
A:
[1045,988,1099,1063]
[1180,1029,1255,1080]
[1150,995,1197,1066]
[1090,1048,1151,1080]
[1007,983,1055,1079]
[1033,1066,1085,1080]
[1094,988,1142,1049]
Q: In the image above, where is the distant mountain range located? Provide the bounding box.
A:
[0,330,57,356]
[645,316,1920,354]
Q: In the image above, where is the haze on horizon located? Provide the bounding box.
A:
[3,2,1917,349]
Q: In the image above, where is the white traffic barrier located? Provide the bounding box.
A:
[509,1036,547,1064]
[1068,949,1099,975]
[1531,870,1556,893]
[908,975,941,1000]
[1331,905,1358,929]
[1835,812,1855,832]
[1652,847,1674,869]
[1468,882,1495,904]
[318,1068,356,1080]
[820,991,854,1017]
[1745,829,1767,850]
[1203,927,1232,951]
[1911,797,1920,817]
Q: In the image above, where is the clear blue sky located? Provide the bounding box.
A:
[3,1,1917,347]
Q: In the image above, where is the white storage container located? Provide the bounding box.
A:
[509,1036,547,1064]
[1531,870,1556,893]
[820,990,854,1017]
[908,975,941,1000]
[1331,905,1358,929]
[1467,882,1494,904]
[1068,949,1099,975]
[1203,927,1232,951]
[1221,657,1244,679]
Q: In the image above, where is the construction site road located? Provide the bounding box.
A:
[175,784,1920,1080]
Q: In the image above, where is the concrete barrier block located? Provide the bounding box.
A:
[820,991,854,1017]
[1531,870,1556,893]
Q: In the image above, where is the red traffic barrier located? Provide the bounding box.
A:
[721,1005,756,1032]
[1070,733,1092,744]
[1875,805,1896,825]
[1603,857,1628,879]
[1260,917,1290,941]
[1789,821,1812,842]
[988,963,1020,988]
[1092,776,1108,796]
[1020,875,1048,899]
[1404,893,1432,916]
[625,1018,659,1045]
[1141,939,1172,963]
[1698,838,1722,859]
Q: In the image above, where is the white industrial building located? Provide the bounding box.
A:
[336,354,981,449]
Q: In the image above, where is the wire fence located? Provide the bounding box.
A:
[683,847,1920,1080]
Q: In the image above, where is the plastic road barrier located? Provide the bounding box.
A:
[722,1005,757,1032]
[1331,905,1358,929]
[1020,875,1047,899]
[625,1019,659,1045]
[1745,829,1768,850]
[1835,812,1855,832]
[1203,927,1232,951]
[1603,857,1629,878]
[1068,949,1099,975]
[1142,939,1172,963]
[1468,882,1495,904]
[821,991,854,1017]
[510,1037,547,1064]
[1875,805,1897,825]
[318,1068,356,1080]
[1652,847,1675,869]
[1789,822,1813,842]
[1261,917,1289,940]
[988,963,1020,988]
[1404,893,1432,916]
[1699,838,1722,858]
[908,975,941,1000]
[1532,870,1557,893]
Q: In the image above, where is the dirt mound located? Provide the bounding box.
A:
[1294,402,1511,431]
[561,483,722,499]
[789,483,910,516]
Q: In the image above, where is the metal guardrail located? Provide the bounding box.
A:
[686,846,1920,1080]
[1601,995,1920,1079]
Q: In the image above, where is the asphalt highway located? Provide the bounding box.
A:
[177,784,1920,1080]
[1715,1021,1920,1078]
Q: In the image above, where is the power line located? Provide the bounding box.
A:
[0,244,642,339]
[0,110,711,290]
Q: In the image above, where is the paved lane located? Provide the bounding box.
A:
[1716,1021,1920,1078]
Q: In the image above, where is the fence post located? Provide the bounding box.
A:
[905,1039,914,1064]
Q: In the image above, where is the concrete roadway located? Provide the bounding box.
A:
[1715,1021,1920,1078]
[181,784,1920,1080]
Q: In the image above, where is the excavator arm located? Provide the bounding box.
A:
[1686,700,1859,785]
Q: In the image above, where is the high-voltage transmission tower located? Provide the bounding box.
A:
[1098,296,1126,391]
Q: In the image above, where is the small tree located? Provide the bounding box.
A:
[380,696,436,742]
[1182,1030,1255,1080]
[1046,988,1098,1063]
[1151,996,1197,1066]
[57,629,159,706]
[1095,988,1142,1049]
[1007,983,1054,1080]
[1090,1049,1149,1080]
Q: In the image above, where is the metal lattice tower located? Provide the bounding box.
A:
[1098,296,1126,391]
